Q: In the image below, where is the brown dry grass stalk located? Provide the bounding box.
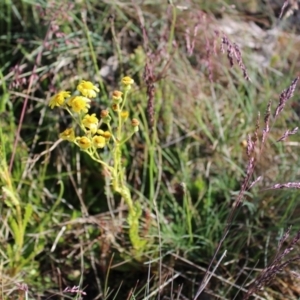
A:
[274,77,299,118]
[194,75,299,299]
[244,228,300,299]
[220,35,250,81]
[143,61,155,131]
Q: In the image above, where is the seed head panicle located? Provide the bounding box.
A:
[274,76,299,118]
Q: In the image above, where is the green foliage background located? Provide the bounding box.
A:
[1,0,300,299]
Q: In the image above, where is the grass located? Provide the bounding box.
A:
[1,0,300,299]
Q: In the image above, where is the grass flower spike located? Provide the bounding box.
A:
[77,80,99,98]
[49,91,70,108]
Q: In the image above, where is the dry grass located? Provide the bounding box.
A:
[2,1,300,299]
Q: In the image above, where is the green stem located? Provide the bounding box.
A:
[107,123,117,143]
[120,132,135,145]
[112,137,145,251]
[15,204,23,263]
[85,150,114,173]
[82,12,106,99]
[168,5,177,53]
[120,89,128,111]
[110,17,123,76]
[116,185,146,251]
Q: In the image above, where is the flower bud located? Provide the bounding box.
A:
[101,110,111,124]
[76,136,92,150]
[122,76,134,91]
[112,90,123,104]
[122,76,134,86]
[131,118,139,132]
[112,104,119,112]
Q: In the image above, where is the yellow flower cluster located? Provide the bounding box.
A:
[75,134,107,150]
[48,80,98,113]
[49,76,147,252]
[50,77,138,151]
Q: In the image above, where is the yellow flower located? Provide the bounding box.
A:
[59,128,75,142]
[101,131,111,140]
[76,136,92,150]
[77,80,99,98]
[49,91,70,109]
[122,76,134,86]
[92,135,106,148]
[67,96,91,113]
[82,113,99,133]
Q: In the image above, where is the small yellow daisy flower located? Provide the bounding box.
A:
[77,80,99,98]
[59,128,75,142]
[92,135,106,148]
[76,136,92,150]
[82,113,99,133]
[49,91,70,109]
[67,96,91,113]
[122,76,134,86]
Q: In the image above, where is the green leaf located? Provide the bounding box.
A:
[6,243,13,263]
[23,203,33,232]
[8,216,21,248]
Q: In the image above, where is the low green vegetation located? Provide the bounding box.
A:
[1,1,300,299]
